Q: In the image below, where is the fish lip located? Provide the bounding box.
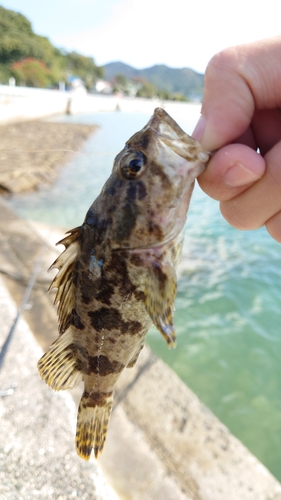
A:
[146,108,210,163]
[147,108,188,142]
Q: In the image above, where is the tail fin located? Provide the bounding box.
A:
[37,328,82,391]
[76,391,113,460]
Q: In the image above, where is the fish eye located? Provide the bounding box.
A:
[120,151,147,179]
[129,158,142,173]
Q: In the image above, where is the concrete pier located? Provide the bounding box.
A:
[0,274,118,500]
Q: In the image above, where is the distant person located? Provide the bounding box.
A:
[192,36,281,244]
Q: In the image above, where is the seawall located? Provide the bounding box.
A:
[0,84,201,124]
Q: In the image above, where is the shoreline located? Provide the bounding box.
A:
[0,84,201,124]
[0,120,97,195]
[0,95,201,197]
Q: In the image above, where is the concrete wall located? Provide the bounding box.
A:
[0,85,70,124]
[0,84,201,124]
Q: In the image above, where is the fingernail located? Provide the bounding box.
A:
[192,115,206,142]
[224,162,262,187]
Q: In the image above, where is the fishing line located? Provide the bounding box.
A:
[0,149,117,155]
[0,244,45,391]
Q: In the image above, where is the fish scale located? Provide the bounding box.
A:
[37,107,210,459]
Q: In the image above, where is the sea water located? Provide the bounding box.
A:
[9,107,281,480]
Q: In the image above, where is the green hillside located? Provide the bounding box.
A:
[0,5,204,100]
[104,61,204,101]
[0,5,103,88]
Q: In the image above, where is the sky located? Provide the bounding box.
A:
[1,0,281,73]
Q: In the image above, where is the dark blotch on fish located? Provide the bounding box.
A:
[88,355,124,376]
[86,391,113,407]
[88,307,142,334]
[72,308,85,330]
[136,181,147,200]
[115,201,138,241]
[96,282,115,305]
[150,161,172,189]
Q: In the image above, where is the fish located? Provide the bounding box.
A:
[37,107,210,460]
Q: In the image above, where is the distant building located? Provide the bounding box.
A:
[69,76,87,94]
[95,80,113,94]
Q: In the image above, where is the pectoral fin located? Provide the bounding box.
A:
[144,260,177,348]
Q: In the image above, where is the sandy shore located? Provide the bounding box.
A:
[0,120,97,195]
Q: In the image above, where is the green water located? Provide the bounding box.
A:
[9,109,281,480]
[147,190,281,479]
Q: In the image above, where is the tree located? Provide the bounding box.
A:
[0,6,53,65]
[11,58,51,88]
[0,6,104,88]
[65,51,104,90]
[136,79,156,99]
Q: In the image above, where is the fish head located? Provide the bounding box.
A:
[89,108,210,250]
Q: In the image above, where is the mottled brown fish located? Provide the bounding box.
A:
[38,108,209,460]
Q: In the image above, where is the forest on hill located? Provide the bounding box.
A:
[0,5,203,100]
[104,61,204,101]
[0,5,104,89]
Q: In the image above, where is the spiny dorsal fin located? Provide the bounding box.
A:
[144,259,177,348]
[49,227,80,334]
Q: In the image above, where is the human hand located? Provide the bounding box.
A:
[193,37,281,243]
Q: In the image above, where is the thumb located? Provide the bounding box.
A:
[193,48,254,150]
[193,37,281,151]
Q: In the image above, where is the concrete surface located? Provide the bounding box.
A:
[0,274,118,500]
[1,197,281,500]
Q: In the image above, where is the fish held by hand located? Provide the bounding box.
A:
[37,108,210,460]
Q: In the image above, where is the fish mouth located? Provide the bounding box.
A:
[146,108,210,163]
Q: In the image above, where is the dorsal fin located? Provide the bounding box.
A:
[49,227,80,334]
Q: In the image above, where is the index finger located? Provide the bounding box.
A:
[193,36,281,152]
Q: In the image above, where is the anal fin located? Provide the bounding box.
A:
[37,328,82,391]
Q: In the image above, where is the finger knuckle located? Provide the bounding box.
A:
[220,200,258,230]
[205,47,240,82]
